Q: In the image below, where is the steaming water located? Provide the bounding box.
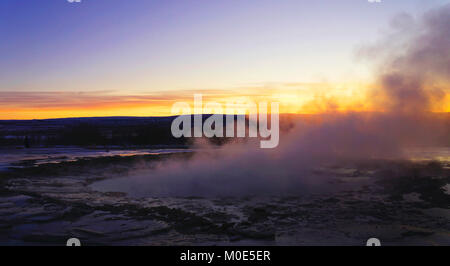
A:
[89,147,450,198]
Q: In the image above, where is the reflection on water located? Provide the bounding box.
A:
[0,147,191,171]
[1,147,447,172]
[408,148,450,163]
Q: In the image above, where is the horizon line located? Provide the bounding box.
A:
[1,111,449,121]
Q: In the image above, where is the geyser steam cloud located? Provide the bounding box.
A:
[362,4,450,113]
[95,4,450,197]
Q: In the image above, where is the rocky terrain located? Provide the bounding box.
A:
[0,148,449,246]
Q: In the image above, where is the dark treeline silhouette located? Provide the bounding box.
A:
[0,117,187,148]
[0,115,265,148]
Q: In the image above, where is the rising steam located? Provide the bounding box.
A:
[362,4,450,113]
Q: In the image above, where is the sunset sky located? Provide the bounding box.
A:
[1,0,449,119]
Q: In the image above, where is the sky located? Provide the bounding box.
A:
[0,0,449,119]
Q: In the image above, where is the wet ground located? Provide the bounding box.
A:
[0,148,449,246]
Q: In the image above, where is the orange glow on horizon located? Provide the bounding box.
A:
[0,83,448,120]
